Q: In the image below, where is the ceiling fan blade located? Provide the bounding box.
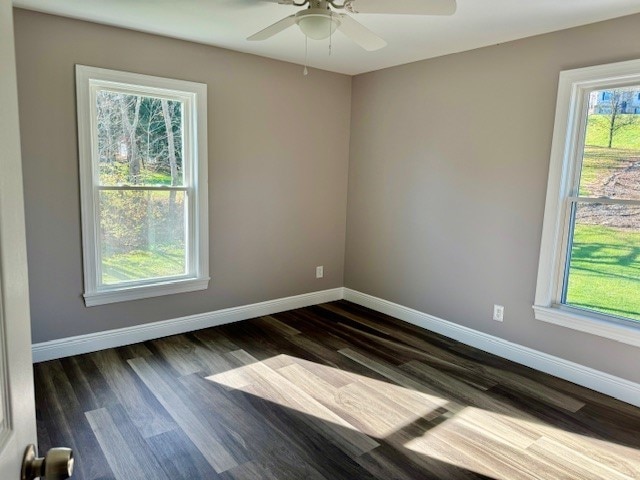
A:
[337,15,387,51]
[247,15,296,41]
[346,0,456,15]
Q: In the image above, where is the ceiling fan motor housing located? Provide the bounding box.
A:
[249,0,457,50]
[295,8,341,40]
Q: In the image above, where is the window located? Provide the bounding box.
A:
[76,66,209,306]
[534,59,640,346]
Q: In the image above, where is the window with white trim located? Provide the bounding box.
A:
[76,66,209,306]
[534,59,640,346]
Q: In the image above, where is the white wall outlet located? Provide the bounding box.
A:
[493,304,504,322]
[316,266,324,279]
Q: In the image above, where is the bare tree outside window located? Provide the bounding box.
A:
[96,91,183,186]
[95,91,187,285]
[589,88,640,148]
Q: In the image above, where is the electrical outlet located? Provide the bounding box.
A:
[316,266,324,279]
[493,304,504,322]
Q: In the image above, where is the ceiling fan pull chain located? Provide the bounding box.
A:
[303,35,309,75]
[329,17,333,56]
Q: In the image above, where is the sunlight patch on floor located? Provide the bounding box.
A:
[403,406,639,480]
[205,350,640,479]
[207,353,448,438]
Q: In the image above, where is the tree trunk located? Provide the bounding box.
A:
[160,99,178,186]
[608,110,616,148]
[161,99,178,243]
[120,95,142,183]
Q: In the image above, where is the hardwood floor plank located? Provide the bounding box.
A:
[207,364,256,391]
[185,372,376,480]
[127,356,240,473]
[326,303,589,413]
[286,309,354,350]
[399,419,543,480]
[145,429,222,479]
[220,320,329,367]
[290,311,437,385]
[401,359,639,464]
[92,348,176,438]
[180,373,329,465]
[188,337,240,375]
[34,361,114,480]
[355,445,446,480]
[338,347,455,411]
[34,301,640,480]
[321,301,459,350]
[486,384,640,476]
[485,365,585,413]
[526,435,635,480]
[284,331,391,386]
[220,461,281,480]
[577,401,640,433]
[255,315,302,337]
[59,355,118,412]
[339,320,498,391]
[345,316,584,413]
[275,362,345,404]
[236,386,381,480]
[151,335,205,376]
[400,360,544,448]
[227,349,380,457]
[86,406,168,480]
[115,343,155,360]
[277,362,445,439]
[375,422,493,480]
[276,362,408,436]
[400,360,505,412]
[34,372,54,460]
[288,353,356,388]
[191,328,240,354]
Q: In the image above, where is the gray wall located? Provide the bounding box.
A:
[14,9,351,343]
[346,14,640,382]
[14,8,640,383]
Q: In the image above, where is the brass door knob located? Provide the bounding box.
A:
[21,444,74,480]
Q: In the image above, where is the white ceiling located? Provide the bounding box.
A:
[13,0,640,75]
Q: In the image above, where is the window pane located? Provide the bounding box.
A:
[96,90,184,186]
[564,203,640,321]
[581,87,640,199]
[99,190,186,285]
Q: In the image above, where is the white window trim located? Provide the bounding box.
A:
[76,65,209,307]
[534,58,640,347]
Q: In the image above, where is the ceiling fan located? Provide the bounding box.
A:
[247,0,457,51]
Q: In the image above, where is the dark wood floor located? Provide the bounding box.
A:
[34,301,640,479]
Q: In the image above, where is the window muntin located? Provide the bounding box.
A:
[76,66,208,306]
[534,59,640,346]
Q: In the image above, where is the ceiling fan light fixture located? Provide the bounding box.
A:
[296,11,340,40]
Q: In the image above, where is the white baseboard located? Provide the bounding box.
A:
[344,288,640,408]
[31,288,344,363]
[32,285,640,408]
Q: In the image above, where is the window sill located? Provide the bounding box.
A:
[533,305,640,348]
[83,277,210,307]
